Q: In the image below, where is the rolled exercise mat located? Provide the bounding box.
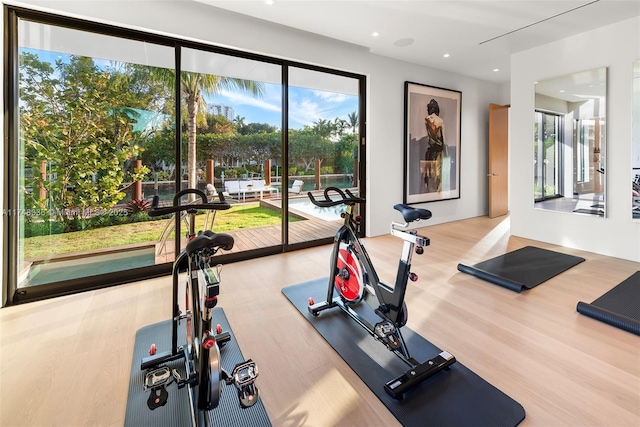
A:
[282,278,526,427]
[577,271,640,336]
[457,246,585,292]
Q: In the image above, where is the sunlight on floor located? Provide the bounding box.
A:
[461,216,511,262]
[280,367,361,426]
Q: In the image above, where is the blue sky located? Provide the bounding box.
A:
[210,83,358,130]
[22,48,359,130]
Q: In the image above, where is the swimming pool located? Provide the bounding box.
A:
[23,246,156,287]
[287,198,345,221]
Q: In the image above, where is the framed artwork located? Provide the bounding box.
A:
[403,81,461,204]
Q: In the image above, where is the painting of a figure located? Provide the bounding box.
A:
[404,82,461,204]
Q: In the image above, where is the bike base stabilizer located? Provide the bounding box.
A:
[384,351,456,400]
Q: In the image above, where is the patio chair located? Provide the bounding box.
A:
[288,180,304,194]
[206,183,230,200]
[251,179,278,198]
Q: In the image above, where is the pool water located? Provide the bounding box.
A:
[288,198,346,221]
[23,247,156,287]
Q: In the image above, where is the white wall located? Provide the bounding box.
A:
[511,16,640,262]
[2,0,503,239]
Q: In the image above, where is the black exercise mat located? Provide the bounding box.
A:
[573,208,604,216]
[282,278,525,427]
[457,246,585,292]
[125,307,271,427]
[577,271,640,336]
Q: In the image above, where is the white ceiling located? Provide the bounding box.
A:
[195,0,640,84]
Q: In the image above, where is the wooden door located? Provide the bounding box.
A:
[488,104,509,218]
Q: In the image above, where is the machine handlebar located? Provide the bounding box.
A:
[148,188,231,217]
[307,187,366,207]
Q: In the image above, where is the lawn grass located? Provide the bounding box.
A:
[23,203,294,258]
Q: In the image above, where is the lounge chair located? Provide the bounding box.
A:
[224,180,248,201]
[251,179,278,198]
[206,183,230,201]
[288,180,304,194]
[225,179,278,201]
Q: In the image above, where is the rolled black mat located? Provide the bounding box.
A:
[125,307,271,427]
[457,246,585,292]
[577,271,640,336]
[282,278,526,427]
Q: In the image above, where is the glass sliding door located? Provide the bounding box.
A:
[287,67,361,245]
[5,7,366,304]
[534,111,562,201]
[15,19,175,291]
[178,47,283,255]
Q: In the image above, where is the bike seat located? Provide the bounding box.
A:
[186,231,234,255]
[393,204,432,223]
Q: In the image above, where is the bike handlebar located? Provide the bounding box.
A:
[307,187,366,207]
[148,188,231,217]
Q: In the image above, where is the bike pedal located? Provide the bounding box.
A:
[144,366,172,390]
[374,322,401,349]
[374,321,396,339]
[232,359,259,387]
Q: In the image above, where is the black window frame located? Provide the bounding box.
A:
[3,5,366,306]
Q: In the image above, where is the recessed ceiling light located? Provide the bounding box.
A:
[559,90,565,93]
[443,53,450,58]
[493,68,499,72]
[264,0,274,5]
[371,32,380,37]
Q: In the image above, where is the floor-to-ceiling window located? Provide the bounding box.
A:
[534,111,562,201]
[287,66,361,245]
[4,7,365,305]
[13,17,176,299]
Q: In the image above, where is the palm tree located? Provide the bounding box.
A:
[149,68,264,197]
[347,111,359,133]
[233,115,246,132]
[181,73,264,195]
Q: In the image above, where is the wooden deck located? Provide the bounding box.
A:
[229,217,341,251]
[156,217,341,262]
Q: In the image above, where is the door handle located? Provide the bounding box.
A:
[487,173,498,177]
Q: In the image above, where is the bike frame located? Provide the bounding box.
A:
[307,187,456,400]
[311,203,429,365]
[140,189,234,426]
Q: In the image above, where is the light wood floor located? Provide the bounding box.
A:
[1,215,638,426]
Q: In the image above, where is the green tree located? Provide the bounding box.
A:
[239,122,279,135]
[335,133,358,173]
[20,53,148,225]
[203,113,235,136]
[148,70,265,197]
[332,118,348,137]
[347,111,359,133]
[311,118,334,139]
[289,129,333,172]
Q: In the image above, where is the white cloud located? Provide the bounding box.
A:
[218,89,281,113]
[312,90,348,103]
[289,98,325,127]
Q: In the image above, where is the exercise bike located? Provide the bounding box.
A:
[140,188,259,426]
[307,187,455,400]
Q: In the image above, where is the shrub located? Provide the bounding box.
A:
[126,198,152,214]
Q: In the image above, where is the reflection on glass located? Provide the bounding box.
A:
[287,67,360,245]
[534,112,560,200]
[178,48,282,255]
[632,60,640,221]
[17,19,175,288]
[534,67,607,217]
